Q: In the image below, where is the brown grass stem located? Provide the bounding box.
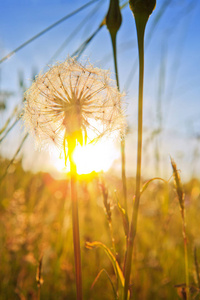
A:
[123,12,148,300]
[68,138,82,300]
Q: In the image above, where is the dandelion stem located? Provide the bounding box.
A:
[68,138,82,300]
[106,0,127,211]
[123,12,148,300]
[111,32,127,213]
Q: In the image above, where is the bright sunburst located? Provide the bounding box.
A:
[54,138,119,175]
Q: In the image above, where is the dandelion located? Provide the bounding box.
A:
[23,57,126,158]
[23,56,126,300]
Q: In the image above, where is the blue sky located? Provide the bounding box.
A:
[0,0,200,180]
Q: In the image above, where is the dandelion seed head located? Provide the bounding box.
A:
[23,57,126,153]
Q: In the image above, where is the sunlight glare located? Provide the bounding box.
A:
[54,139,119,175]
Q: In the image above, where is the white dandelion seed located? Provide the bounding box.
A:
[23,57,126,156]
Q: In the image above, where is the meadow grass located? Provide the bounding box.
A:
[0,1,200,299]
[0,159,200,299]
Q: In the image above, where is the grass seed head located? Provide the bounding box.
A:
[23,57,126,153]
[171,157,185,212]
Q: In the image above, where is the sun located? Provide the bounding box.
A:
[74,139,119,174]
[54,138,119,175]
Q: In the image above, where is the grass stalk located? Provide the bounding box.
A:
[101,179,117,256]
[194,247,200,292]
[111,33,127,213]
[171,158,190,300]
[123,12,148,300]
[106,0,127,212]
[68,138,82,300]
[113,34,127,213]
[36,256,43,300]
[183,215,190,300]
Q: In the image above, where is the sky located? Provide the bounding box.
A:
[0,0,200,181]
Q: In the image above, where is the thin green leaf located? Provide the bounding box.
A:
[91,268,118,300]
[86,241,124,287]
[140,177,168,196]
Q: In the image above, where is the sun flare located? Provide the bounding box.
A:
[54,139,119,175]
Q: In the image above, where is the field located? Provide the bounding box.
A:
[0,0,200,299]
[1,158,200,299]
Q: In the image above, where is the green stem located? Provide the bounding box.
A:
[68,138,82,300]
[110,32,127,212]
[111,34,120,89]
[123,13,148,300]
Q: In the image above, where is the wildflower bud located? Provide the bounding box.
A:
[129,0,156,17]
[106,0,122,36]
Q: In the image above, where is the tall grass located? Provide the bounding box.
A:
[0,1,200,299]
[1,159,200,299]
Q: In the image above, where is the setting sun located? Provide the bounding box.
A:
[54,139,119,175]
[74,140,119,174]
